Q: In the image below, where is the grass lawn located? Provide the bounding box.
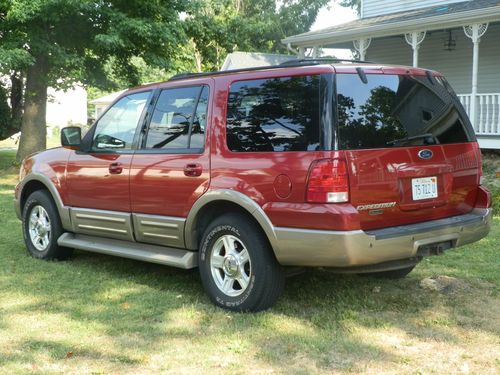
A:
[0,134,61,152]
[0,149,499,374]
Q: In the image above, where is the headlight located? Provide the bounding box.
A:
[18,163,26,182]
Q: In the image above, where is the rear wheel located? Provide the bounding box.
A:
[22,190,73,260]
[198,213,285,312]
[362,265,416,279]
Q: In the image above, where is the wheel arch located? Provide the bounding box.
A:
[18,174,72,230]
[184,189,279,254]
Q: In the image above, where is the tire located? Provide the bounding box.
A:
[22,190,73,260]
[361,265,416,279]
[198,213,285,312]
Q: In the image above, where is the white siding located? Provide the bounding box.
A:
[363,0,466,18]
[365,22,500,95]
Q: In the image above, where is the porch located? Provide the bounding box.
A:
[459,93,500,148]
[282,0,500,148]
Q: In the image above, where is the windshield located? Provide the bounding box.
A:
[336,73,475,149]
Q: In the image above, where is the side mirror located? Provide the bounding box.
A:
[61,127,82,150]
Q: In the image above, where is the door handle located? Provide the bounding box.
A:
[184,163,203,177]
[109,162,123,174]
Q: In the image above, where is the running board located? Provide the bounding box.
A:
[58,233,198,269]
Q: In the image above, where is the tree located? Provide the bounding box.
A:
[1,0,329,160]
[0,0,187,161]
[184,0,330,71]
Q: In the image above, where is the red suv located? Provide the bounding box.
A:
[15,60,492,311]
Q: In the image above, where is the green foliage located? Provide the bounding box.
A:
[0,0,191,149]
[0,0,329,152]
[1,0,188,89]
[184,0,330,71]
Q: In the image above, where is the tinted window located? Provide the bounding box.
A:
[145,86,208,150]
[227,75,321,152]
[92,91,150,151]
[337,74,474,150]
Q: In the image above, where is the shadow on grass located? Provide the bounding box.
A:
[0,154,498,372]
[2,241,495,372]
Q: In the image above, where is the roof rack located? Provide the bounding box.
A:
[279,57,375,66]
[168,57,376,81]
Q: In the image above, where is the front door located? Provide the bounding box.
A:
[66,90,152,240]
[130,83,211,248]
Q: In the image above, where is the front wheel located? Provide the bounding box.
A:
[198,213,285,312]
[22,190,73,260]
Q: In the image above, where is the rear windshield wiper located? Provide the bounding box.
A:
[386,133,437,146]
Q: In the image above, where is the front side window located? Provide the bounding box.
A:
[226,75,321,152]
[336,74,474,150]
[144,86,208,150]
[92,91,150,151]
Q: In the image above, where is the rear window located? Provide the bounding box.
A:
[226,75,321,152]
[336,74,475,150]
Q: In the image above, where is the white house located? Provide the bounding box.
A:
[46,86,87,129]
[282,0,500,149]
[89,90,126,120]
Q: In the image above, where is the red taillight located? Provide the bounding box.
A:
[473,142,484,184]
[306,159,349,203]
[475,185,491,208]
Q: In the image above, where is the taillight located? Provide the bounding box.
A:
[306,159,349,203]
[473,142,484,185]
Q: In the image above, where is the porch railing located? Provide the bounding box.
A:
[458,93,500,135]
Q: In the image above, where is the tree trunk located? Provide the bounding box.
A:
[16,56,49,162]
[10,72,24,128]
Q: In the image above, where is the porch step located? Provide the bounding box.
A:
[57,233,198,269]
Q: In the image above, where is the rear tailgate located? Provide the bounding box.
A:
[336,71,481,230]
[345,143,480,230]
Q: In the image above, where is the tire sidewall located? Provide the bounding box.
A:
[200,222,260,310]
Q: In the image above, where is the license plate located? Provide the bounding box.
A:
[412,177,438,200]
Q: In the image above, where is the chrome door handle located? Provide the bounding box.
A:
[109,162,123,174]
[184,163,202,177]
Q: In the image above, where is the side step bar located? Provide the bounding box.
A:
[58,233,198,269]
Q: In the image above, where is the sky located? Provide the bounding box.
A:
[311,1,358,31]
[307,1,359,59]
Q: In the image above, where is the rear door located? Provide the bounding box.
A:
[129,82,211,248]
[336,72,480,230]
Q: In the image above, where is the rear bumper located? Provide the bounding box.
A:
[273,208,492,267]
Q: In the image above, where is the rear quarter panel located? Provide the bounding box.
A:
[207,66,360,231]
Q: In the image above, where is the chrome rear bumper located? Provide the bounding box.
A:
[273,208,492,267]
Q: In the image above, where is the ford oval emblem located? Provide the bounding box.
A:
[418,149,433,160]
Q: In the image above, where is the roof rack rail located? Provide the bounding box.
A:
[280,57,375,66]
[168,57,377,81]
[169,72,195,80]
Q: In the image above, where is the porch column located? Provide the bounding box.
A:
[353,38,371,61]
[404,31,426,67]
[298,47,305,59]
[463,23,489,129]
[312,45,320,58]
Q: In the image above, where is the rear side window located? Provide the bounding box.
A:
[226,75,321,152]
[336,74,475,149]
